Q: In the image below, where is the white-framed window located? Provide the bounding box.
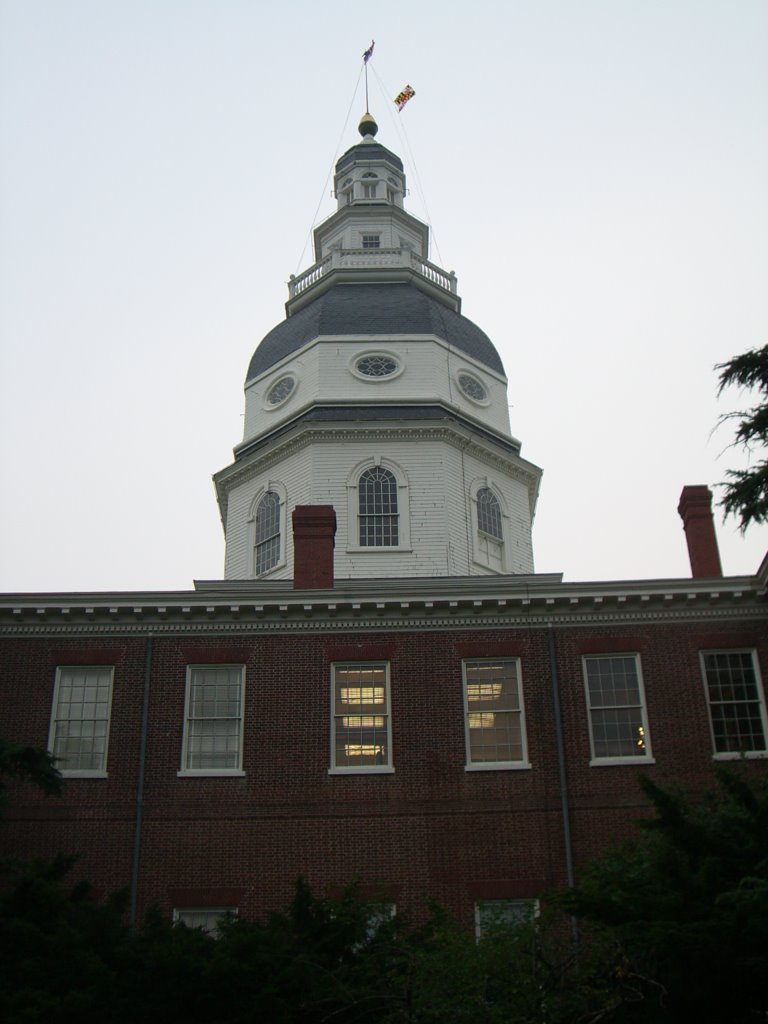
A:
[173,907,238,936]
[457,372,488,404]
[179,665,246,776]
[352,352,401,380]
[254,491,281,575]
[347,458,411,553]
[248,483,286,577]
[474,899,539,939]
[330,662,393,774]
[49,666,114,776]
[265,375,296,407]
[463,659,530,770]
[469,479,507,572]
[358,466,399,546]
[700,650,768,758]
[583,654,652,764]
[362,233,380,248]
[477,487,503,540]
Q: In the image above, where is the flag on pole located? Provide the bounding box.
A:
[394,84,415,111]
[363,40,375,63]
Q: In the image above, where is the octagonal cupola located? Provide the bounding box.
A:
[214,113,542,583]
[306,113,430,287]
[332,114,406,212]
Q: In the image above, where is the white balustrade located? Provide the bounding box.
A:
[288,249,457,299]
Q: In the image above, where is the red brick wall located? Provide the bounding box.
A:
[2,617,767,926]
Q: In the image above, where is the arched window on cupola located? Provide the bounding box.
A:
[358,467,399,546]
[254,490,281,574]
[477,487,502,540]
[361,171,378,199]
[471,483,506,572]
[347,459,410,554]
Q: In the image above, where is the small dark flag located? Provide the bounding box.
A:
[394,84,415,111]
[363,40,375,63]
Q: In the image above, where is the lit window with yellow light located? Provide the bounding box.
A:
[331,663,393,773]
[462,659,529,769]
[583,654,653,763]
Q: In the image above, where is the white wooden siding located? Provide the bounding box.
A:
[223,434,536,580]
[242,338,512,446]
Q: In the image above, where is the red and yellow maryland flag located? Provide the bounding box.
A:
[394,84,415,112]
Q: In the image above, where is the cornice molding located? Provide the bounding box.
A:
[216,420,541,522]
[2,582,765,636]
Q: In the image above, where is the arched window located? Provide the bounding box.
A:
[358,467,399,546]
[471,482,506,573]
[254,491,281,574]
[477,487,503,540]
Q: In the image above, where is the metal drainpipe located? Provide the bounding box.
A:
[129,633,153,929]
[548,628,575,890]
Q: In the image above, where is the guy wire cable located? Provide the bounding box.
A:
[293,66,364,276]
[370,64,445,268]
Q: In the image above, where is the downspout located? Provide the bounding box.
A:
[129,633,153,928]
[547,628,575,890]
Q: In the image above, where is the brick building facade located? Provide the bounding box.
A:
[2,114,767,934]
[2,503,767,930]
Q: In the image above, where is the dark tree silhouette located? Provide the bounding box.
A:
[716,344,768,529]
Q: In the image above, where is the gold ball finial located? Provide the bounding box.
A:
[358,112,378,138]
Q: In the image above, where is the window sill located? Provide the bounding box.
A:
[712,750,767,760]
[589,756,655,767]
[465,762,531,772]
[346,546,413,554]
[59,770,109,779]
[470,556,506,574]
[177,770,246,778]
[253,561,287,579]
[328,766,395,775]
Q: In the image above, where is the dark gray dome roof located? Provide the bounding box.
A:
[335,141,403,174]
[246,283,504,381]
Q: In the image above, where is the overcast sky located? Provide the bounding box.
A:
[1,0,767,592]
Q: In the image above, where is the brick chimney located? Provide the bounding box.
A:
[292,506,336,589]
[677,485,723,578]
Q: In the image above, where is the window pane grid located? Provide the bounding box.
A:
[357,355,398,377]
[358,468,399,547]
[333,664,390,768]
[459,373,487,402]
[254,491,280,574]
[51,667,113,771]
[464,660,524,764]
[266,377,294,405]
[584,656,648,758]
[477,487,502,539]
[703,652,767,753]
[184,667,244,771]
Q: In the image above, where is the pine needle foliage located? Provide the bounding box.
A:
[716,344,768,529]
[558,769,768,1023]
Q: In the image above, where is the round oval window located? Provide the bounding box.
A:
[356,354,399,378]
[267,376,295,405]
[458,373,487,402]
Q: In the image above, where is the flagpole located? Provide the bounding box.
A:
[362,40,374,112]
